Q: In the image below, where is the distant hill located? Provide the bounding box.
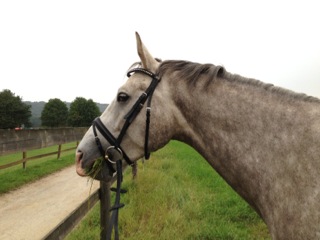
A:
[24,101,108,127]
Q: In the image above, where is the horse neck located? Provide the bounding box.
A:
[171,76,320,211]
[173,76,316,154]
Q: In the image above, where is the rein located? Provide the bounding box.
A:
[92,68,161,240]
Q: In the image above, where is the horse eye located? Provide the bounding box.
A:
[117,92,129,102]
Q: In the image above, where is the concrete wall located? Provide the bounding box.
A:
[0,128,88,156]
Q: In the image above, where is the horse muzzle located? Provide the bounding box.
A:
[75,151,87,177]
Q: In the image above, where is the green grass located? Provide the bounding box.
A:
[66,141,270,240]
[0,142,77,194]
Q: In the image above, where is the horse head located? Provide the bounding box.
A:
[75,32,177,181]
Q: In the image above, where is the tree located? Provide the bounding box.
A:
[68,97,101,127]
[41,98,68,127]
[0,89,31,129]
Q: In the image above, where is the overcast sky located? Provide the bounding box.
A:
[1,1,319,104]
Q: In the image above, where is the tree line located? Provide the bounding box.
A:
[0,89,106,129]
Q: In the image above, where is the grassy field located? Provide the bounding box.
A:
[0,142,77,194]
[66,141,270,240]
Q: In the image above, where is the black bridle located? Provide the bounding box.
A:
[92,67,161,240]
[92,67,160,173]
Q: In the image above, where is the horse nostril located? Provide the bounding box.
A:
[75,150,87,176]
[76,150,83,161]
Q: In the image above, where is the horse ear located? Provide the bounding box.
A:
[135,32,158,72]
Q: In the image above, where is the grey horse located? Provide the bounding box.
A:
[76,33,320,240]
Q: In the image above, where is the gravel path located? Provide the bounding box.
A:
[0,166,99,240]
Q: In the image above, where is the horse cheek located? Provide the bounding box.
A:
[150,114,174,152]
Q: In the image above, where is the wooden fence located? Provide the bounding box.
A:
[0,142,79,170]
[0,128,88,170]
[44,182,111,240]
[0,127,112,239]
[0,127,88,156]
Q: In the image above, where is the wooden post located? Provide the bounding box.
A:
[57,144,62,159]
[100,181,111,240]
[132,162,138,179]
[22,151,27,169]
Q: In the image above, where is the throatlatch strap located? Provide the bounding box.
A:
[144,91,154,160]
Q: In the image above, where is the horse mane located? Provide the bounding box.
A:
[157,60,225,89]
[157,60,320,103]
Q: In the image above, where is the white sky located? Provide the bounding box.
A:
[1,1,320,104]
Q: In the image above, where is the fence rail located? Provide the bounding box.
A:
[0,128,88,170]
[0,127,88,156]
[0,143,78,170]
[43,182,112,240]
[43,188,101,240]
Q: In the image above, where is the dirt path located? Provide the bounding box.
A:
[0,166,99,240]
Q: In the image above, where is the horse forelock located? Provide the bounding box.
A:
[156,60,320,103]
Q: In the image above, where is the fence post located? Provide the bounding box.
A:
[100,181,111,240]
[57,144,62,159]
[22,151,27,169]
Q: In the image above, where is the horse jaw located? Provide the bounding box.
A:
[135,32,159,72]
